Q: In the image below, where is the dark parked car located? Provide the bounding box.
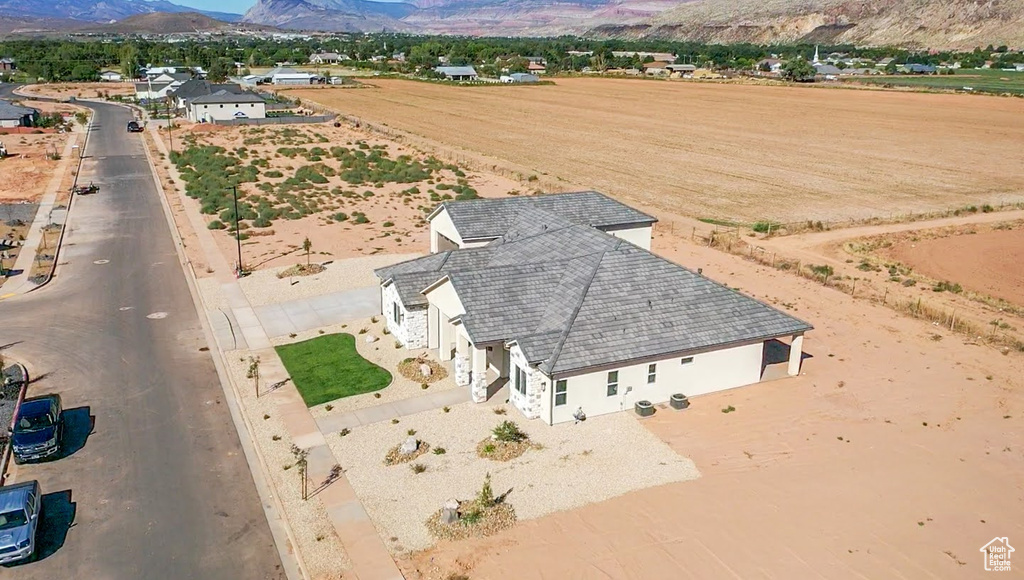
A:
[126,120,143,132]
[0,480,41,564]
[11,395,62,464]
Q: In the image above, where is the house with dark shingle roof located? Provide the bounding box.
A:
[377,192,812,425]
[171,79,246,111]
[0,100,39,128]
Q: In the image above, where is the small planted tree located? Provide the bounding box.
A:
[302,236,312,267]
[291,445,309,500]
[247,355,261,398]
[492,420,527,443]
[477,473,495,508]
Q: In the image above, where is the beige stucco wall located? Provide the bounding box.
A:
[191,101,267,123]
[598,224,653,250]
[429,208,463,252]
[538,341,764,425]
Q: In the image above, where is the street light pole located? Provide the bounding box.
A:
[231,185,243,276]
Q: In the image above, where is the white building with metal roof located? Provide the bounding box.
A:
[376,192,812,424]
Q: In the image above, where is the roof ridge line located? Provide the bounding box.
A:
[542,251,607,374]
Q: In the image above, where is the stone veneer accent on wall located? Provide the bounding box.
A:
[510,344,545,420]
[454,352,470,387]
[382,283,428,349]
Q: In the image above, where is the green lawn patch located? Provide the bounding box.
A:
[275,333,392,406]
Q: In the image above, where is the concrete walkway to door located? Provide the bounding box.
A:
[317,387,470,435]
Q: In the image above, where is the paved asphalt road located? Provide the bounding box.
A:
[0,86,285,579]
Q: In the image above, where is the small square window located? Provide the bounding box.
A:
[555,379,567,406]
[607,371,618,396]
[681,357,694,365]
[647,363,657,384]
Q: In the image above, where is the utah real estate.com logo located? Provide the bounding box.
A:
[981,537,1014,572]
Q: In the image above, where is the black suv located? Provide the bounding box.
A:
[126,120,143,132]
[11,395,63,464]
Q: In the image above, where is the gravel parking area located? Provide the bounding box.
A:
[329,403,699,554]
[272,316,458,417]
[240,253,421,307]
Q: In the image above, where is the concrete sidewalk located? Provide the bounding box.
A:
[0,133,80,299]
[255,286,380,338]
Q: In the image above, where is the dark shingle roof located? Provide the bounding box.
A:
[190,90,265,105]
[0,100,36,120]
[378,200,810,375]
[172,79,245,102]
[434,191,657,241]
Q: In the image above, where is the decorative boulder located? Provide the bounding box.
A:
[365,335,378,344]
[419,363,432,377]
[444,498,460,510]
[440,507,459,524]
[399,436,418,455]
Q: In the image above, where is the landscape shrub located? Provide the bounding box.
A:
[353,212,369,224]
[933,281,963,294]
[751,220,782,234]
[208,220,226,230]
[264,170,284,178]
[492,420,527,443]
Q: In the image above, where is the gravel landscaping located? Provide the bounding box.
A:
[274,316,458,417]
[329,402,700,554]
[240,253,421,307]
[222,352,351,578]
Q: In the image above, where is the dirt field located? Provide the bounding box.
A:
[0,132,74,203]
[151,120,520,270]
[18,82,135,100]
[283,79,1024,223]
[400,226,1024,580]
[886,227,1024,306]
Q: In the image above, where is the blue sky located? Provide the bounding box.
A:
[173,0,257,14]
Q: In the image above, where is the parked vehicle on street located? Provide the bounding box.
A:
[0,480,41,564]
[11,395,63,464]
[126,120,143,133]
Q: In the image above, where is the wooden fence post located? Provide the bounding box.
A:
[883,287,888,305]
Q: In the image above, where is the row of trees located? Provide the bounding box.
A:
[1,35,1021,82]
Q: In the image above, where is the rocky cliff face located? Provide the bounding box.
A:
[242,0,416,31]
[589,0,1024,50]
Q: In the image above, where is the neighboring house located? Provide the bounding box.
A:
[527,61,546,74]
[145,66,178,77]
[814,64,844,78]
[171,79,245,110]
[134,82,179,101]
[99,71,123,82]
[667,64,697,75]
[435,66,478,81]
[900,64,937,74]
[266,66,322,85]
[310,52,341,64]
[643,61,670,75]
[500,73,540,83]
[754,59,782,73]
[186,90,267,123]
[0,57,15,72]
[376,192,811,425]
[876,57,896,68]
[0,100,38,128]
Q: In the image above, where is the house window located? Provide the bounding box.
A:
[392,301,403,325]
[607,371,618,396]
[514,366,527,396]
[681,357,694,365]
[554,380,567,406]
[647,364,657,384]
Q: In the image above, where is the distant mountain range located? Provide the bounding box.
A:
[1,0,1022,49]
[0,0,241,24]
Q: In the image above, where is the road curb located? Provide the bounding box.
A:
[137,112,308,580]
[29,117,92,293]
[0,363,29,486]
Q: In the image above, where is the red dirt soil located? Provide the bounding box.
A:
[887,228,1024,306]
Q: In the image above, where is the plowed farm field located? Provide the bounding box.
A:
[284,79,1024,223]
